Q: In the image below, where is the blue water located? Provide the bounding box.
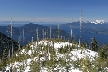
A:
[61,27,108,45]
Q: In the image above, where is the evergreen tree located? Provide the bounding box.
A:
[91,37,98,51]
[1,49,8,70]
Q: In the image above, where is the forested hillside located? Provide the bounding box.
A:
[1,38,108,72]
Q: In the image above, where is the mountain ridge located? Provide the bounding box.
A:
[0,32,21,59]
[0,23,70,45]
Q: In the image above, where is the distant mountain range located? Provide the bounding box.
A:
[0,20,108,25]
[61,21,108,35]
[0,23,70,45]
[0,21,67,25]
[0,21,108,45]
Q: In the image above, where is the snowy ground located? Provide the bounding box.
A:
[5,40,107,72]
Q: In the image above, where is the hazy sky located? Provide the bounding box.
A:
[0,0,108,22]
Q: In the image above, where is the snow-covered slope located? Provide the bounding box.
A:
[5,40,108,72]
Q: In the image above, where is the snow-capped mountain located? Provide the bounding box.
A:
[91,20,105,24]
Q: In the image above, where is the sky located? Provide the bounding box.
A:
[0,0,108,22]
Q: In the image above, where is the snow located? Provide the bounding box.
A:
[24,66,30,72]
[26,59,32,64]
[91,20,105,24]
[5,66,10,71]
[70,49,98,61]
[33,40,72,49]
[21,49,26,54]
[28,50,32,55]
[54,42,72,49]
[5,40,107,72]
